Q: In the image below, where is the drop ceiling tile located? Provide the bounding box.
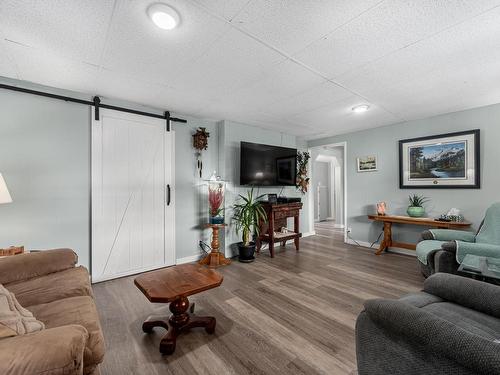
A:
[294,0,500,79]
[336,6,500,120]
[218,59,326,111]
[101,0,230,86]
[0,41,18,79]
[191,0,250,21]
[5,42,100,94]
[166,27,286,95]
[261,81,354,117]
[95,69,211,115]
[232,0,382,55]
[287,96,402,136]
[0,0,115,65]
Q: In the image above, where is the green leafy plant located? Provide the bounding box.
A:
[232,189,267,246]
[408,194,429,207]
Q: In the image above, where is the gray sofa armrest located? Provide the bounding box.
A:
[0,325,88,375]
[363,298,500,374]
[433,250,459,274]
[423,273,500,318]
[0,248,77,285]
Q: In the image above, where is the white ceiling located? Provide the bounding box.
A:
[1,0,500,139]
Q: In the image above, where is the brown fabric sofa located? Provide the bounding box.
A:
[0,249,105,375]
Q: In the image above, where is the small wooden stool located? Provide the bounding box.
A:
[199,224,231,268]
[134,264,223,355]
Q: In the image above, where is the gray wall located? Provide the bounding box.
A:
[218,120,310,257]
[0,77,309,268]
[309,103,500,246]
[0,85,91,267]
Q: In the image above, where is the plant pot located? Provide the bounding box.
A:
[407,206,425,217]
[209,216,224,224]
[237,242,256,263]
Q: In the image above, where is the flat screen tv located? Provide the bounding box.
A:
[240,142,297,186]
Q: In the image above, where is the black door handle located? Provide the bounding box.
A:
[167,184,171,206]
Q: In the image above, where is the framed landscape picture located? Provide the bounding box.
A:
[399,129,480,189]
[357,156,377,172]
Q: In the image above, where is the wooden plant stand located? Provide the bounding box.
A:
[134,264,223,355]
[199,224,231,268]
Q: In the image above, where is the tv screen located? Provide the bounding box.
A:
[240,142,297,186]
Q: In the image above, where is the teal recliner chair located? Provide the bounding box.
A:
[416,203,500,277]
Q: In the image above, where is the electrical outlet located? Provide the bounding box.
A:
[347,227,352,233]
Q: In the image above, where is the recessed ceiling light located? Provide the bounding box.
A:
[352,104,370,113]
[148,3,180,30]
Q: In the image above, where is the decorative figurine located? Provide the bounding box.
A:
[376,202,387,216]
[193,127,210,178]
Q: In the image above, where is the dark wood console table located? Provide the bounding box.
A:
[257,202,302,258]
[368,214,472,255]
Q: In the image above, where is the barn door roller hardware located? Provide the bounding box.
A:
[0,83,187,129]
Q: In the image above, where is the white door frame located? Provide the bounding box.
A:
[90,108,176,283]
[308,141,347,242]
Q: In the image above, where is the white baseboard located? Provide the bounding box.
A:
[302,231,316,238]
[176,254,203,264]
[346,238,416,257]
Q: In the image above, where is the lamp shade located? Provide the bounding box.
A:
[0,173,12,204]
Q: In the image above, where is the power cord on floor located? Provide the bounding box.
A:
[347,230,383,249]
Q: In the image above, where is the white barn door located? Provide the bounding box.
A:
[91,108,175,282]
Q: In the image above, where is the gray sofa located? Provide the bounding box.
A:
[356,273,500,375]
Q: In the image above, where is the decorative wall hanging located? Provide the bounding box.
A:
[192,127,209,178]
[296,151,310,194]
[357,156,377,172]
[399,129,480,189]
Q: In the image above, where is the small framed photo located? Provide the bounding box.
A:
[357,156,377,172]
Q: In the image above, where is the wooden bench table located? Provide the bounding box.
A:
[367,214,472,255]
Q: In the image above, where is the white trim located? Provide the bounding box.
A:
[308,142,348,242]
[302,231,316,238]
[346,238,416,257]
[176,254,203,264]
[91,263,172,284]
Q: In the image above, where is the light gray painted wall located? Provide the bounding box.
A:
[0,77,221,268]
[309,103,500,246]
[0,85,91,267]
[0,78,308,268]
[218,120,310,257]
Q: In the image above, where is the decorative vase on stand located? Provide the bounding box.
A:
[208,180,225,224]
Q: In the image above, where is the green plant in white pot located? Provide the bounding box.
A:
[407,194,429,217]
[232,189,267,263]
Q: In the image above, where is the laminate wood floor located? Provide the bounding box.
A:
[93,231,424,375]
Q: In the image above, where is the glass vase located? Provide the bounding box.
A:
[208,181,225,224]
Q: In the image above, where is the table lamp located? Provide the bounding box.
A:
[0,173,12,204]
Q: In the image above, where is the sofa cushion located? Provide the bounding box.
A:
[422,301,500,340]
[6,266,92,307]
[0,284,45,335]
[28,296,105,370]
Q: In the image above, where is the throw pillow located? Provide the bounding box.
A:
[0,284,45,335]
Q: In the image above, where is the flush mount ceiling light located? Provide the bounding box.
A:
[148,3,180,30]
[352,104,370,113]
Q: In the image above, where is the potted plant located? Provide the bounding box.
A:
[407,194,429,217]
[232,189,267,262]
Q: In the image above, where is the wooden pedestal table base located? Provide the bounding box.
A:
[199,224,231,268]
[134,264,223,355]
[142,296,216,354]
